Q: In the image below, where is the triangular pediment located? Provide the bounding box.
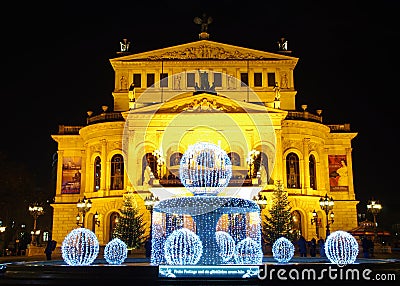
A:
[111,40,298,62]
[129,92,288,115]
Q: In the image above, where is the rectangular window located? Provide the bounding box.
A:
[213,72,222,87]
[160,73,168,87]
[240,73,248,87]
[267,73,276,87]
[147,73,155,88]
[187,73,195,87]
[254,73,262,87]
[133,74,141,88]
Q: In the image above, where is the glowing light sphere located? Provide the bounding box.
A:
[325,230,359,266]
[215,231,235,263]
[61,228,99,266]
[179,142,232,196]
[272,237,295,263]
[234,237,263,265]
[104,238,128,265]
[164,228,203,265]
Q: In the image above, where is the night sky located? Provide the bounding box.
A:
[1,1,399,229]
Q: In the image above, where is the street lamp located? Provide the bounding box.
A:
[144,193,159,238]
[76,196,92,227]
[94,212,100,227]
[28,203,44,246]
[252,193,267,212]
[367,199,382,240]
[319,193,334,238]
[310,210,321,238]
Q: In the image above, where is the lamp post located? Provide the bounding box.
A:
[144,193,159,238]
[319,194,334,238]
[76,196,92,227]
[94,211,100,227]
[28,204,44,246]
[367,199,382,240]
[310,210,320,238]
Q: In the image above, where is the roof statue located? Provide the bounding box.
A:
[117,38,131,55]
[276,37,292,54]
[194,13,213,39]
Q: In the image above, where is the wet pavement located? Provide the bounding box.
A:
[1,253,399,285]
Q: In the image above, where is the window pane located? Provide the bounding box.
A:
[187,73,195,87]
[213,72,222,87]
[133,74,141,88]
[240,73,248,87]
[286,153,300,188]
[111,154,124,190]
[94,156,101,192]
[160,73,168,87]
[254,73,262,87]
[267,73,276,87]
[147,73,155,88]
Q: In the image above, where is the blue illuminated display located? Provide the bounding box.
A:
[151,142,263,266]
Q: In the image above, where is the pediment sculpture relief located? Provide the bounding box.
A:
[147,45,268,60]
[164,98,240,113]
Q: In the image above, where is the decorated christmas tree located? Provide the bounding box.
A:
[263,180,297,244]
[112,191,147,250]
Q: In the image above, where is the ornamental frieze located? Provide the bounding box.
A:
[159,98,242,113]
[282,139,302,152]
[146,45,271,60]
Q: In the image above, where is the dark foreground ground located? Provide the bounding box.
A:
[1,252,399,285]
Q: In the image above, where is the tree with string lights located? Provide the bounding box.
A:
[263,180,297,244]
[112,192,147,250]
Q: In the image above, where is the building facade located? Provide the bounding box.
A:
[51,37,358,247]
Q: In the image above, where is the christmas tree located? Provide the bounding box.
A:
[112,191,147,250]
[263,180,297,244]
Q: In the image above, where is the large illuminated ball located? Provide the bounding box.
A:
[234,237,263,265]
[164,228,203,265]
[62,228,99,266]
[325,230,359,266]
[272,237,295,263]
[179,142,232,196]
[104,238,128,265]
[215,231,235,263]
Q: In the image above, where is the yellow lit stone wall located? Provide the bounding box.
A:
[51,40,358,247]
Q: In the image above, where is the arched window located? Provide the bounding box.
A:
[94,156,101,192]
[309,155,317,190]
[254,152,269,184]
[111,154,124,190]
[109,212,120,242]
[227,152,241,166]
[291,210,302,237]
[286,153,300,188]
[143,153,157,181]
[169,152,183,166]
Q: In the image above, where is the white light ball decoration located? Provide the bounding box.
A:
[215,231,235,263]
[325,230,359,266]
[179,142,232,196]
[164,228,203,265]
[272,237,295,263]
[234,237,263,265]
[104,238,128,265]
[62,228,99,266]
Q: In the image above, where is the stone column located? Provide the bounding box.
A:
[303,138,310,194]
[100,139,107,192]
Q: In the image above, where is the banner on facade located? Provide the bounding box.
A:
[61,156,82,194]
[328,155,349,191]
